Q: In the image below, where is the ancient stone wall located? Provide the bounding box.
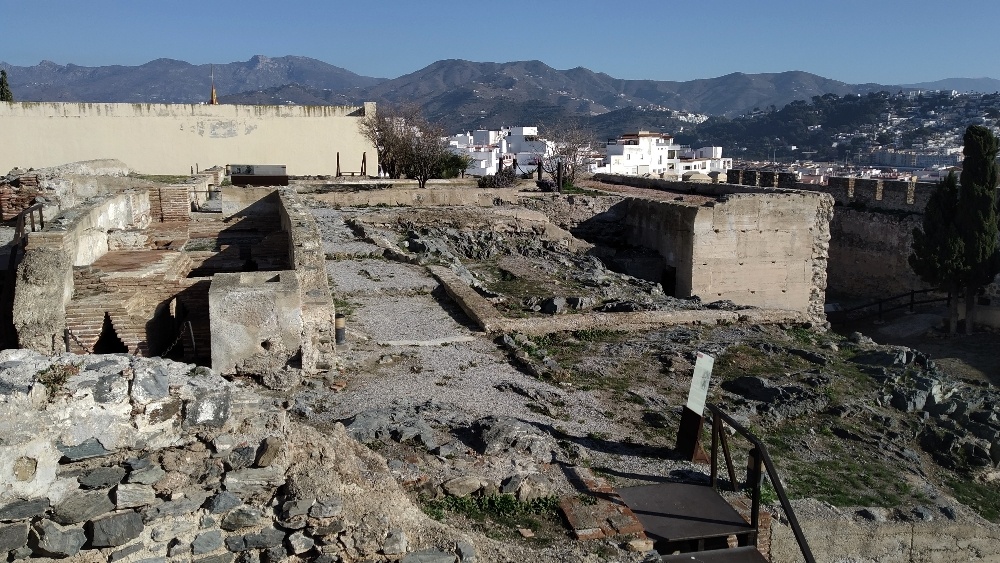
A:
[769,499,1000,563]
[592,174,833,319]
[0,102,377,176]
[728,170,939,299]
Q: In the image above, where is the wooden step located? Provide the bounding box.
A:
[616,482,755,546]
[659,545,768,562]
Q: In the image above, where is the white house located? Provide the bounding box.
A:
[446,126,553,177]
[597,130,731,179]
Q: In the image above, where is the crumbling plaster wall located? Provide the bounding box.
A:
[0,102,377,176]
[13,191,152,353]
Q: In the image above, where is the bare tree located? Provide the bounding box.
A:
[357,104,421,179]
[405,117,451,189]
[538,120,596,188]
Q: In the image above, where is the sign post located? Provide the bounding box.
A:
[675,352,714,462]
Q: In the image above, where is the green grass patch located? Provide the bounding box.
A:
[420,494,560,530]
[785,457,912,507]
[948,478,1000,522]
[332,296,355,318]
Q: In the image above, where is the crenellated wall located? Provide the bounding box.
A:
[728,170,939,298]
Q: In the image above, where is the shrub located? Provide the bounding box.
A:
[477,168,517,189]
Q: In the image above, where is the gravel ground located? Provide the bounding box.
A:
[299,200,712,498]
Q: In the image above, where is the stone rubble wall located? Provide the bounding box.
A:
[0,351,487,563]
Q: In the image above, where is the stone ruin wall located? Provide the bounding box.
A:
[593,174,833,321]
[729,169,935,299]
[12,179,332,374]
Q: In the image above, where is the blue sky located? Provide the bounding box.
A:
[2,0,998,84]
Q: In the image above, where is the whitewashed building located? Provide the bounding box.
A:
[446,126,553,177]
[597,130,731,179]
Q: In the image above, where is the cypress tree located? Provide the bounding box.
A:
[957,125,1000,332]
[910,125,1000,334]
[0,69,13,102]
[909,172,965,333]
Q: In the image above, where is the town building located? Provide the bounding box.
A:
[447,127,552,176]
[596,131,732,179]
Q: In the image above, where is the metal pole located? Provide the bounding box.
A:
[335,314,346,345]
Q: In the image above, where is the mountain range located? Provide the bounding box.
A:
[3,55,999,135]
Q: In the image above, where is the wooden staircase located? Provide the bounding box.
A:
[615,404,814,563]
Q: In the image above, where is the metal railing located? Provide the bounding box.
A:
[829,288,949,322]
[707,404,815,563]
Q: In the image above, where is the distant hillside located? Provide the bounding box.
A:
[900,77,1000,93]
[0,55,385,103]
[2,55,995,134]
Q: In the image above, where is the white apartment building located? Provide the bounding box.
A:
[446,126,553,176]
[598,130,731,179]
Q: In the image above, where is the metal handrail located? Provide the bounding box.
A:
[831,287,949,322]
[707,404,816,563]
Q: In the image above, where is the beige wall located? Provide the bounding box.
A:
[0,101,377,176]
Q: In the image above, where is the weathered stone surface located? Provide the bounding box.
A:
[205,491,242,514]
[56,437,113,461]
[142,490,211,522]
[195,554,235,563]
[110,542,145,561]
[221,506,262,531]
[442,476,483,497]
[308,497,342,518]
[286,531,314,554]
[94,373,128,404]
[131,364,170,404]
[382,528,407,555]
[456,540,476,562]
[254,437,282,468]
[12,457,37,482]
[0,521,29,552]
[184,386,232,428]
[29,520,86,558]
[114,483,157,509]
[79,465,127,489]
[53,490,114,525]
[223,466,285,501]
[127,464,166,485]
[225,526,285,552]
[226,446,256,471]
[0,498,49,520]
[514,473,551,502]
[402,549,458,563]
[87,512,144,547]
[192,530,224,555]
[474,416,556,463]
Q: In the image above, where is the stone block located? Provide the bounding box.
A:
[221,506,262,531]
[286,531,314,554]
[192,530,223,555]
[205,491,242,514]
[382,528,406,555]
[184,385,232,429]
[222,466,285,501]
[114,484,157,509]
[110,542,145,561]
[87,512,144,547]
[56,437,113,461]
[0,521,29,552]
[130,364,170,404]
[0,498,49,521]
[53,490,114,525]
[29,520,86,558]
[254,437,282,468]
[79,466,127,489]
